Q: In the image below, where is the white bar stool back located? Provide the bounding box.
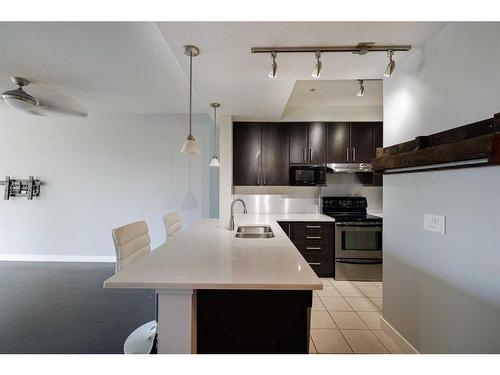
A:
[112,220,157,354]
[164,211,183,240]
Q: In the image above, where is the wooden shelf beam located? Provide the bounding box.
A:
[373,112,500,173]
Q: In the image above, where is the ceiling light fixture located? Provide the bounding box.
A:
[268,51,277,79]
[251,43,410,77]
[384,50,396,77]
[181,45,201,154]
[357,80,365,96]
[312,51,322,79]
[209,102,220,168]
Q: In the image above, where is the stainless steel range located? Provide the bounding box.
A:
[321,197,382,281]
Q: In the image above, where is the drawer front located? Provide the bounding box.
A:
[300,251,333,276]
[291,230,333,244]
[291,222,333,234]
[294,242,332,258]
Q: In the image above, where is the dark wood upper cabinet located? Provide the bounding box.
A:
[350,123,375,163]
[233,122,262,186]
[373,122,383,155]
[372,122,383,186]
[289,122,326,164]
[327,122,350,163]
[262,123,289,186]
[308,122,326,164]
[289,122,308,164]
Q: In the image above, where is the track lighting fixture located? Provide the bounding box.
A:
[312,51,322,79]
[384,50,395,77]
[181,45,201,154]
[268,51,277,79]
[357,80,365,97]
[252,43,410,78]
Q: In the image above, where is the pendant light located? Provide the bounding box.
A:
[181,45,201,154]
[209,102,220,167]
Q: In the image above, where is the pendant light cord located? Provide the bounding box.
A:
[213,106,217,155]
[188,52,192,137]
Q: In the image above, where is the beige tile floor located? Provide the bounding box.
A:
[309,278,404,354]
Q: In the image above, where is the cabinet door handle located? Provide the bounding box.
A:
[346,147,349,162]
[309,148,312,162]
[305,225,321,229]
[257,170,261,185]
[306,235,322,240]
[308,262,322,266]
[306,246,322,250]
[264,170,267,185]
[302,148,306,162]
[352,147,356,162]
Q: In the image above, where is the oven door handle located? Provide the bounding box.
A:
[335,223,382,227]
[336,259,382,265]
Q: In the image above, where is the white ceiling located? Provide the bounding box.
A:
[0,22,446,118]
[0,22,196,116]
[158,22,446,118]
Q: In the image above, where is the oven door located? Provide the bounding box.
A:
[335,223,382,259]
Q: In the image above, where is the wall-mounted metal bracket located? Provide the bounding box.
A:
[0,176,41,200]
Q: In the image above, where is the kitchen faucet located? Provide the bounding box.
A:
[229,198,247,231]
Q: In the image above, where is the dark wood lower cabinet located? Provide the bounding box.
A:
[196,289,312,354]
[278,221,335,277]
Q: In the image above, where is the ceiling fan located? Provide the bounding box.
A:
[1,76,88,117]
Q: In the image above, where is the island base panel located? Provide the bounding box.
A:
[196,289,312,354]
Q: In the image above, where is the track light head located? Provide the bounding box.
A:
[357,80,365,97]
[312,51,322,79]
[268,51,277,79]
[384,50,395,77]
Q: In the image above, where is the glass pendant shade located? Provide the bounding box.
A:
[209,156,220,167]
[181,134,200,154]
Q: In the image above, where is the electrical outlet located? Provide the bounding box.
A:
[424,214,446,235]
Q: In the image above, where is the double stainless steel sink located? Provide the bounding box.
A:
[235,225,275,239]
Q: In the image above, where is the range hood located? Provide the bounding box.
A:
[326,163,373,173]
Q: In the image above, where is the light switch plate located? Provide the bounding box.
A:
[424,214,446,234]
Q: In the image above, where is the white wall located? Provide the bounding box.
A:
[281,105,382,122]
[383,22,500,353]
[0,111,215,261]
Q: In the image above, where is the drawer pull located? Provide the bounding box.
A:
[306,235,322,240]
[305,225,321,229]
[308,262,322,266]
[306,247,322,250]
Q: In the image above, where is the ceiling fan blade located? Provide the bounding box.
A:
[37,102,88,118]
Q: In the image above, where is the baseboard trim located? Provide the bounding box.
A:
[0,254,115,263]
[381,315,419,354]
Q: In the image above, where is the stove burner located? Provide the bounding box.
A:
[321,196,382,223]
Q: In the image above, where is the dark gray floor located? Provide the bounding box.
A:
[0,261,154,354]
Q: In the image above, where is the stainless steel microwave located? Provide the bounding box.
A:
[289,165,326,186]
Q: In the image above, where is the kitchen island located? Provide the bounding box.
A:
[103,214,330,354]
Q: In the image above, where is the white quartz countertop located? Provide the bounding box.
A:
[103,214,333,291]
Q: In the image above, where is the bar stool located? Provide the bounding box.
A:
[112,220,157,354]
[163,211,183,240]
